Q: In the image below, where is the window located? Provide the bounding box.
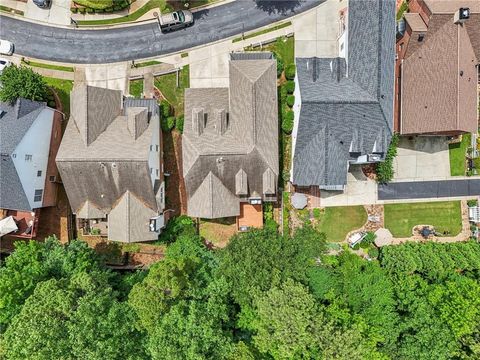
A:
[150,168,153,174]
[34,189,43,202]
[12,153,16,158]
[150,145,153,151]
[340,43,344,51]
[25,154,32,161]
[49,175,56,182]
[37,170,42,177]
[156,169,159,176]
[156,145,159,152]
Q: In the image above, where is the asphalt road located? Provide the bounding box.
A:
[0,0,322,64]
[378,179,480,200]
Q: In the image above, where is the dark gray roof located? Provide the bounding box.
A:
[183,54,279,218]
[0,99,48,211]
[293,0,395,187]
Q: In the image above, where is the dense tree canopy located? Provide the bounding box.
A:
[2,228,480,359]
[0,65,48,104]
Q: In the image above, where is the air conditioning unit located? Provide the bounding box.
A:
[454,8,470,24]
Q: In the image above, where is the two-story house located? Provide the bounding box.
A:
[0,98,60,239]
[182,53,278,229]
[395,0,479,135]
[291,0,395,191]
[56,85,165,242]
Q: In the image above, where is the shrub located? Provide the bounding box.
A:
[285,80,295,94]
[286,95,295,108]
[104,7,113,12]
[376,133,399,184]
[47,100,56,108]
[264,219,278,232]
[71,7,78,13]
[363,231,377,245]
[0,65,48,104]
[279,85,288,104]
[275,55,284,78]
[86,8,95,13]
[368,247,379,258]
[94,8,104,13]
[282,110,294,134]
[160,100,171,118]
[285,64,296,80]
[78,7,86,13]
[161,116,175,132]
[73,0,114,10]
[467,199,478,207]
[312,208,321,219]
[176,115,184,133]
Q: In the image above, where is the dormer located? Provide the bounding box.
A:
[262,168,276,195]
[235,169,248,195]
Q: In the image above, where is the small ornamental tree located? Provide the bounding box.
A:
[0,65,48,104]
[285,80,295,94]
[285,64,296,80]
[376,133,400,184]
[176,115,184,133]
[286,95,295,108]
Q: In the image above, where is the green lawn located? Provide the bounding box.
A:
[23,60,74,72]
[135,60,162,68]
[449,133,470,176]
[154,65,189,116]
[247,36,295,65]
[233,22,292,43]
[78,0,172,26]
[316,206,367,242]
[129,79,144,98]
[43,77,74,119]
[384,201,463,237]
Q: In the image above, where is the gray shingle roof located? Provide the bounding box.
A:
[56,85,161,241]
[183,53,278,218]
[0,99,48,211]
[293,0,395,187]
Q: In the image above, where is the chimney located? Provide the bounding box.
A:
[214,108,228,135]
[454,8,470,24]
[192,108,205,136]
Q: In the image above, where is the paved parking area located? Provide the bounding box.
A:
[320,165,378,207]
[393,136,451,181]
[25,0,71,26]
[292,0,343,58]
[379,179,480,200]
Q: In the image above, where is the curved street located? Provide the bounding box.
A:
[0,0,322,64]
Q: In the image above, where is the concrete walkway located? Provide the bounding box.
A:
[25,0,71,26]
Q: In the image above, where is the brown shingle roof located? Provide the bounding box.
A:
[183,53,278,219]
[404,13,428,32]
[401,11,479,134]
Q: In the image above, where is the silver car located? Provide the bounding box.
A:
[159,10,194,33]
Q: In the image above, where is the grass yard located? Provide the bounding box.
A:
[199,217,237,248]
[396,0,408,20]
[154,65,189,116]
[23,60,74,72]
[315,206,367,242]
[247,36,295,66]
[43,77,74,119]
[136,60,162,68]
[449,133,470,176]
[0,5,24,15]
[384,201,463,237]
[129,79,144,98]
[233,22,292,43]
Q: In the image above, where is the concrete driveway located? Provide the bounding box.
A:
[393,136,451,181]
[25,0,71,26]
[320,165,378,207]
[292,0,343,58]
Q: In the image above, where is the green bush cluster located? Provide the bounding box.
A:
[286,95,295,107]
[285,80,295,94]
[0,65,48,104]
[282,109,294,134]
[285,64,296,80]
[376,133,399,184]
[176,114,184,133]
[71,0,132,13]
[312,208,322,219]
[275,54,284,78]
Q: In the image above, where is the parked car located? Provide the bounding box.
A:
[32,0,51,8]
[159,10,194,32]
[0,40,14,56]
[0,58,11,74]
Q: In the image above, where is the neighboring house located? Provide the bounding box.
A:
[396,0,480,135]
[183,53,278,228]
[292,0,395,191]
[56,85,165,242]
[0,98,60,239]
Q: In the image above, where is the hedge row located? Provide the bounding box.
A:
[71,0,134,13]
